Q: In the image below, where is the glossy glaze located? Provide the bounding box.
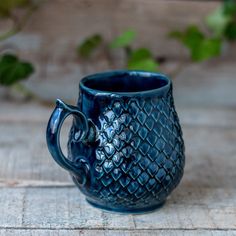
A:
[46,70,185,213]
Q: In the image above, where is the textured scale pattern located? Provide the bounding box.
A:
[91,89,185,208]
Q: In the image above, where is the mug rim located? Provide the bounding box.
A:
[80,70,171,96]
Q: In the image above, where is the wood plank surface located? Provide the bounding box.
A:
[1,229,236,236]
[3,0,232,103]
[2,101,236,127]
[0,230,236,236]
[1,0,219,61]
[0,186,236,230]
[1,117,236,188]
[0,0,235,232]
[0,122,70,183]
[0,102,236,233]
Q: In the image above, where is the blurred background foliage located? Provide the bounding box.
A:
[0,0,235,100]
[170,0,236,61]
[77,30,159,72]
[78,0,236,67]
[0,0,38,96]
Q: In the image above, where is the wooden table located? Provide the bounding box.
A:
[0,101,236,235]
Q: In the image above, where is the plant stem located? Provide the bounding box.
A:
[168,60,188,79]
[0,28,18,41]
[12,82,36,100]
[124,46,132,57]
[104,44,115,69]
[11,82,51,105]
[0,5,37,42]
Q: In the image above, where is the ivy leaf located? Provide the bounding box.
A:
[220,0,236,41]
[128,58,158,72]
[128,48,152,61]
[206,6,231,37]
[0,54,34,86]
[191,38,222,62]
[223,0,236,17]
[77,34,103,58]
[110,30,136,48]
[224,21,236,40]
[169,25,204,49]
[0,0,30,17]
[170,26,221,62]
[127,48,158,71]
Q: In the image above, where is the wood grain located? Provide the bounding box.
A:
[2,0,230,103]
[0,230,236,236]
[0,102,236,232]
[0,186,236,230]
[1,229,236,236]
[1,116,236,187]
[1,101,236,127]
[0,122,70,183]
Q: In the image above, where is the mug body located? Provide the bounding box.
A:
[66,71,185,213]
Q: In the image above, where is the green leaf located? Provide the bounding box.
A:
[0,0,30,17]
[183,26,205,49]
[0,54,34,86]
[110,30,136,48]
[128,48,152,62]
[77,34,103,58]
[191,38,222,62]
[224,21,236,40]
[170,25,222,62]
[128,58,158,72]
[168,31,184,41]
[127,48,158,71]
[223,0,236,17]
[206,6,231,37]
[169,25,204,49]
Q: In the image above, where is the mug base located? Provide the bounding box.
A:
[86,199,166,214]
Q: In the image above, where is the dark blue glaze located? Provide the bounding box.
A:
[46,70,185,213]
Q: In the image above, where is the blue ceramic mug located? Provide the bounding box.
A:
[46,70,185,213]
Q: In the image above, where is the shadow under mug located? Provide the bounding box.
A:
[46,70,185,213]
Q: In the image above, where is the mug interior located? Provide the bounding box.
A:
[81,70,170,94]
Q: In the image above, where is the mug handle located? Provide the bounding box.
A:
[46,99,90,185]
